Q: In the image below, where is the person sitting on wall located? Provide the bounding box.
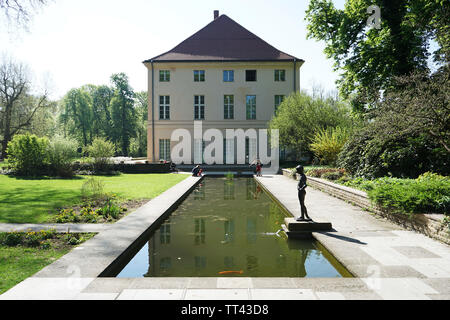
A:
[170,162,178,173]
[192,165,201,177]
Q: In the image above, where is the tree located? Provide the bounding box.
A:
[130,91,148,157]
[91,85,114,139]
[310,126,351,165]
[337,67,449,178]
[269,91,356,159]
[305,0,450,112]
[0,0,48,29]
[110,73,136,156]
[6,133,48,176]
[0,56,50,158]
[61,87,93,147]
[372,66,450,153]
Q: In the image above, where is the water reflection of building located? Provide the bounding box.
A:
[145,178,320,277]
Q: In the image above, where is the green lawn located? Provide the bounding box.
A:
[0,173,188,224]
[0,245,71,294]
[0,232,95,295]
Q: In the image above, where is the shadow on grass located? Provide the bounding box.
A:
[0,187,82,224]
[6,175,85,181]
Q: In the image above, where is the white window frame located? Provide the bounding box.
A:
[223,70,234,82]
[194,95,205,120]
[159,70,170,82]
[224,95,234,119]
[246,95,256,120]
[159,139,171,161]
[194,70,205,82]
[275,70,286,82]
[275,95,285,112]
[159,96,170,120]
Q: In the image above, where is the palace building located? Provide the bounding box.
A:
[143,11,304,164]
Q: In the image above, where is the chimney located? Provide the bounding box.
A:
[214,10,219,20]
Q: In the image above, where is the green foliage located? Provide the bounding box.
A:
[306,167,348,180]
[84,137,115,172]
[0,229,57,247]
[63,233,87,245]
[110,73,137,156]
[54,208,80,223]
[61,87,94,147]
[340,173,450,215]
[79,206,100,223]
[47,135,78,177]
[269,91,356,157]
[130,91,148,158]
[1,231,24,246]
[305,0,449,111]
[6,134,49,176]
[54,195,125,223]
[337,126,449,179]
[337,67,450,179]
[98,197,122,220]
[310,126,351,165]
[58,77,146,158]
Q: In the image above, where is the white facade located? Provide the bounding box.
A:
[145,61,302,164]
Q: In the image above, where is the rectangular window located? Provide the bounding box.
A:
[274,95,285,112]
[246,70,257,82]
[194,70,205,82]
[223,70,234,82]
[194,95,205,120]
[274,70,286,82]
[224,95,234,119]
[246,95,256,120]
[159,70,170,82]
[159,96,170,120]
[159,139,171,161]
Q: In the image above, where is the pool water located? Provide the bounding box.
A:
[116,177,351,278]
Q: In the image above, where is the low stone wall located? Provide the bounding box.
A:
[282,169,450,245]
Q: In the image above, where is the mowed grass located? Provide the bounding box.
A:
[0,245,71,294]
[0,173,188,224]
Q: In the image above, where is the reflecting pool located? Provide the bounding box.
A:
[117,177,351,278]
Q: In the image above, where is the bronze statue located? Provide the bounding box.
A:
[295,165,312,222]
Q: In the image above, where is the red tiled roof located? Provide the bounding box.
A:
[144,14,302,63]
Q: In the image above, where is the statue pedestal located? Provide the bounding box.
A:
[282,218,332,239]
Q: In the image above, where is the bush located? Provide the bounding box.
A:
[81,177,105,202]
[306,168,347,180]
[47,135,79,177]
[269,91,356,156]
[2,231,24,246]
[310,126,351,165]
[84,138,115,173]
[6,134,49,176]
[0,229,57,247]
[337,125,449,179]
[341,173,450,215]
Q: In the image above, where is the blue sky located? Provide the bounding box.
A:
[0,0,347,100]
